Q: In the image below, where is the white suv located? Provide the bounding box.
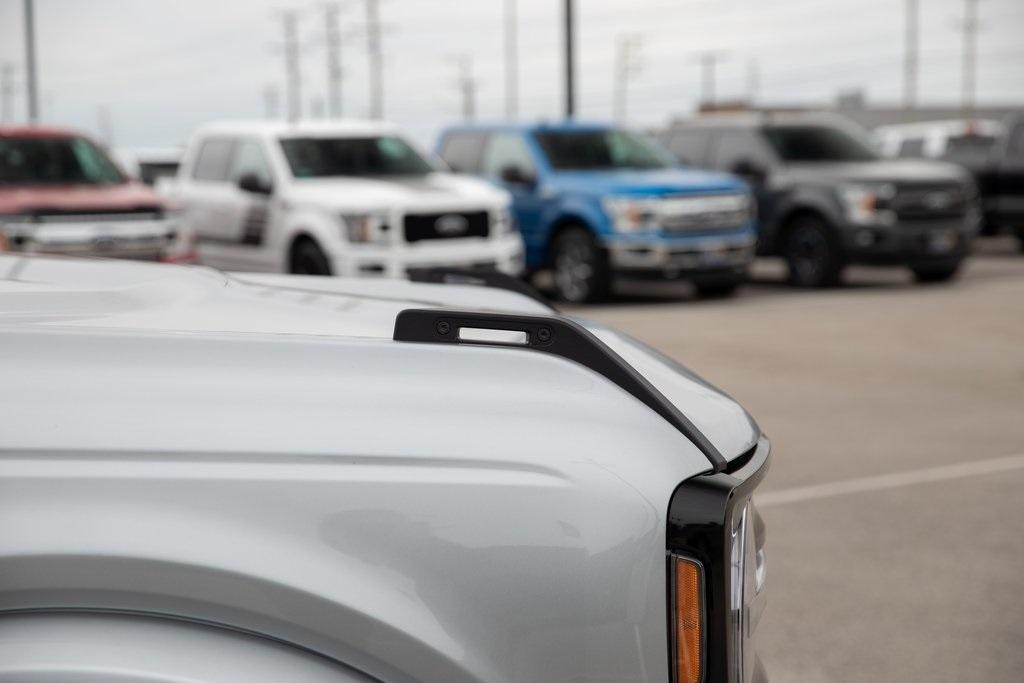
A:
[168,121,524,277]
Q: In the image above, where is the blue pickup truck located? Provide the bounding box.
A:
[436,122,757,302]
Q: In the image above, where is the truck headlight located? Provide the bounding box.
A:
[493,205,515,236]
[837,183,896,225]
[603,196,660,233]
[730,500,768,682]
[341,212,391,244]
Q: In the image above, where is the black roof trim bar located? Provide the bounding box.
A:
[393,308,728,472]
[406,267,556,311]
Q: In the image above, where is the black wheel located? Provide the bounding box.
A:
[912,262,962,283]
[290,238,332,276]
[550,226,611,303]
[692,274,744,298]
[782,216,844,288]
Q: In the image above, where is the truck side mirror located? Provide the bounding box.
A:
[500,164,536,187]
[731,159,766,184]
[237,173,273,196]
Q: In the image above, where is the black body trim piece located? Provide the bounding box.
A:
[393,308,728,471]
[666,436,771,683]
[406,267,555,310]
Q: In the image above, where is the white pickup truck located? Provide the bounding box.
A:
[165,120,524,278]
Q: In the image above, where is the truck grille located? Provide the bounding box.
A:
[889,184,968,220]
[659,194,750,234]
[404,211,489,243]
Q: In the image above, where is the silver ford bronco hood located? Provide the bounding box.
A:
[0,255,758,463]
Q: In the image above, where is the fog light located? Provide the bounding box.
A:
[671,555,704,683]
[855,229,876,247]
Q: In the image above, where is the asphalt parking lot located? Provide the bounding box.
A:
[567,236,1024,683]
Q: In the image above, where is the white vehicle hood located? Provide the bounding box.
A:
[0,255,758,463]
[284,172,509,212]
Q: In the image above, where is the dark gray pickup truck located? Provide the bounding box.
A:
[661,114,981,286]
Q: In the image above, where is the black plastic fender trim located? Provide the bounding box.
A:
[393,308,728,472]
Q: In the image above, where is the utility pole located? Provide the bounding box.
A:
[1,63,15,123]
[277,9,303,122]
[504,0,518,120]
[904,0,919,109]
[263,84,280,119]
[692,51,728,110]
[960,0,980,118]
[450,56,477,122]
[746,57,760,106]
[563,0,575,118]
[323,2,344,118]
[612,35,642,124]
[364,0,383,119]
[23,0,39,122]
[96,105,114,147]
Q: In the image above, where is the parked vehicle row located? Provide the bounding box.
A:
[6,112,1013,300]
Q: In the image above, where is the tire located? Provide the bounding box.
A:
[782,216,844,288]
[912,262,962,283]
[550,226,611,303]
[693,274,743,298]
[290,238,332,276]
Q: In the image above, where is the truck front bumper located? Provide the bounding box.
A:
[0,217,181,262]
[840,217,973,267]
[604,231,756,279]
[330,233,526,279]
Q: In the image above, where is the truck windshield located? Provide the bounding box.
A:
[534,129,673,171]
[279,136,435,177]
[0,136,125,185]
[762,124,880,162]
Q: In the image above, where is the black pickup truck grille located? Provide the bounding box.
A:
[404,211,489,243]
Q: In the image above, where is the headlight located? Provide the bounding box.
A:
[730,499,767,682]
[837,183,896,225]
[493,205,515,235]
[603,196,661,232]
[340,212,391,244]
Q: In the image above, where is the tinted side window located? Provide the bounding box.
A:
[481,133,535,177]
[229,140,273,185]
[711,130,775,171]
[668,129,712,167]
[1007,124,1024,159]
[897,138,926,158]
[439,132,486,173]
[192,138,235,181]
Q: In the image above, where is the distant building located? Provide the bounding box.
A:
[681,92,1022,129]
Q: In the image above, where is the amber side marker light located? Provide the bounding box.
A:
[671,555,704,683]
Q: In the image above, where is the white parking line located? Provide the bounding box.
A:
[757,453,1024,507]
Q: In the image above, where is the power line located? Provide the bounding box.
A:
[23,0,39,123]
[563,0,576,118]
[691,50,729,109]
[613,34,643,123]
[275,9,303,122]
[364,0,384,119]
[449,55,477,122]
[904,0,918,109]
[1,63,15,123]
[323,2,344,118]
[959,0,981,118]
[504,0,518,120]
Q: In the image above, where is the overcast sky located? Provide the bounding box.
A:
[1,0,1022,149]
